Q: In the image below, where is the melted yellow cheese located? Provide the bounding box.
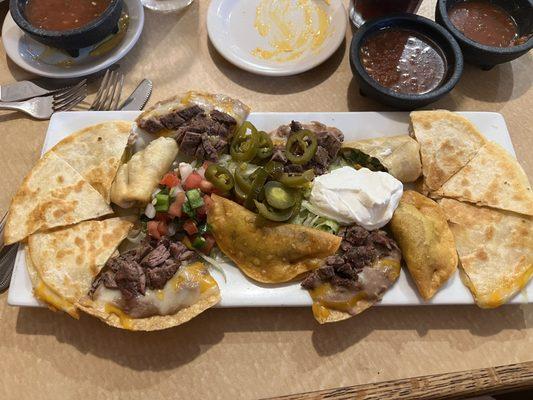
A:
[105,303,134,330]
[252,0,331,62]
[310,283,366,314]
[34,282,79,319]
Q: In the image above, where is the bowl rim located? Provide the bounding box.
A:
[436,0,533,54]
[350,13,464,102]
[9,0,121,38]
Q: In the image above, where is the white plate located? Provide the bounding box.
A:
[7,111,531,309]
[207,0,347,76]
[1,0,144,79]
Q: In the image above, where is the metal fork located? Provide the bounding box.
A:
[90,70,124,111]
[0,80,87,120]
[0,211,18,293]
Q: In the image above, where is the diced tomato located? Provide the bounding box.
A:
[203,195,214,210]
[147,221,161,239]
[201,234,216,255]
[154,212,171,223]
[183,172,203,190]
[199,179,214,194]
[183,219,198,236]
[157,221,169,236]
[160,172,181,188]
[168,192,186,218]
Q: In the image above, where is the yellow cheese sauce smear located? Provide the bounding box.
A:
[252,0,331,62]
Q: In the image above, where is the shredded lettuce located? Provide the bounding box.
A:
[196,250,228,283]
[291,200,340,234]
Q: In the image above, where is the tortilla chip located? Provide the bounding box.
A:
[410,111,487,191]
[77,262,221,331]
[435,142,533,216]
[390,191,458,300]
[50,121,132,202]
[208,194,342,283]
[439,198,533,308]
[27,218,133,306]
[110,136,178,208]
[4,152,113,245]
[343,135,422,183]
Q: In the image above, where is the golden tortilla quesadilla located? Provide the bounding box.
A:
[110,136,179,208]
[435,142,533,216]
[439,198,533,308]
[390,191,458,300]
[343,135,422,183]
[4,152,113,245]
[49,121,133,202]
[410,110,487,192]
[27,217,133,315]
[208,194,342,283]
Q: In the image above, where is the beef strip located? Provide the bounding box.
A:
[138,117,165,134]
[301,225,400,293]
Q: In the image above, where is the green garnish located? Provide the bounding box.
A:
[154,193,170,212]
[192,236,207,249]
[186,189,204,209]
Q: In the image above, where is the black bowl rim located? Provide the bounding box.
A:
[350,13,464,102]
[10,0,121,37]
[437,0,533,54]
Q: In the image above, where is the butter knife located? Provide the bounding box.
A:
[119,79,152,111]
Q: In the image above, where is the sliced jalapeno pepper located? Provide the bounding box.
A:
[230,121,259,162]
[256,131,274,160]
[244,167,268,210]
[234,163,253,193]
[279,169,315,187]
[205,164,234,193]
[254,200,294,222]
[285,130,318,165]
[264,160,284,179]
[264,181,296,210]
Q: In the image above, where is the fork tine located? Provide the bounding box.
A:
[55,92,87,112]
[53,79,87,101]
[111,74,124,111]
[90,70,111,110]
[53,84,87,109]
[103,72,120,111]
[97,71,116,111]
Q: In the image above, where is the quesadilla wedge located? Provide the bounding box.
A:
[435,142,533,216]
[207,194,342,283]
[439,198,533,308]
[343,135,422,183]
[410,110,487,192]
[27,218,133,311]
[4,152,113,245]
[301,225,401,324]
[49,121,133,202]
[110,136,179,208]
[390,191,458,300]
[80,236,220,331]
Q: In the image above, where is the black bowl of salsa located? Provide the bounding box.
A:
[350,14,463,110]
[436,0,533,70]
[10,0,123,57]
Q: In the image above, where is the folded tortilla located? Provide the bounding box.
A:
[410,110,487,192]
[78,262,221,331]
[136,91,251,134]
[110,136,178,208]
[4,152,113,245]
[390,191,458,300]
[343,135,422,183]
[49,121,132,202]
[439,198,533,308]
[207,194,342,283]
[435,142,533,216]
[27,218,133,310]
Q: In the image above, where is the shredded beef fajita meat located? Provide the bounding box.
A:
[90,237,196,301]
[271,121,344,175]
[301,225,400,296]
[137,106,237,161]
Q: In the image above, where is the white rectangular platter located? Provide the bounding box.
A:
[8,111,531,308]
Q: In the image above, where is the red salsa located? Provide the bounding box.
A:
[448,1,527,47]
[360,28,447,95]
[25,0,111,31]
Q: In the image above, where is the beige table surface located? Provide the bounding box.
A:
[0,1,532,399]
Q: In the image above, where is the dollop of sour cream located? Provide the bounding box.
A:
[309,166,403,230]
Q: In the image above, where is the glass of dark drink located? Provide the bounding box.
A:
[350,0,423,28]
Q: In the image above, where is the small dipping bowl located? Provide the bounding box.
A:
[10,0,123,57]
[350,14,463,110]
[436,0,533,70]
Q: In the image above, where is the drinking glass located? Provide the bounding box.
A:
[141,0,194,13]
[349,0,423,28]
